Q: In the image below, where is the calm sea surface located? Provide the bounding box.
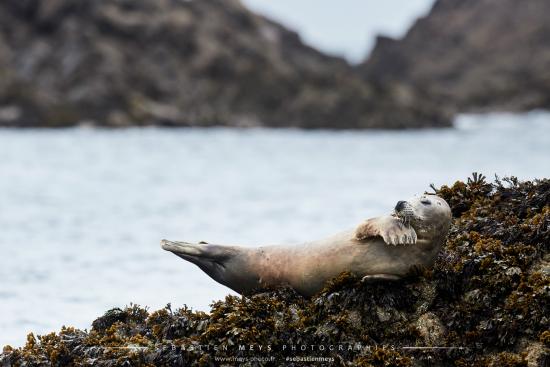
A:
[1,112,549,347]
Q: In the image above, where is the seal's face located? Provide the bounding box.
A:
[394,195,451,240]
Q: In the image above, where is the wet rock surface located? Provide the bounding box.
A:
[1,174,549,366]
[0,0,448,129]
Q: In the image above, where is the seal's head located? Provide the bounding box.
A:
[394,195,451,242]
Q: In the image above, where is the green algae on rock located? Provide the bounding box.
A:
[1,175,549,366]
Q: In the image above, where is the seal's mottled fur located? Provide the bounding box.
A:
[161,195,451,296]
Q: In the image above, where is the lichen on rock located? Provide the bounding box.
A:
[1,174,549,366]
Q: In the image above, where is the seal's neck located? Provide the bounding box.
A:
[415,221,450,252]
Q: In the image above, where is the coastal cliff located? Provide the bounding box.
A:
[1,0,549,129]
[360,0,550,115]
[2,175,548,366]
[0,0,447,129]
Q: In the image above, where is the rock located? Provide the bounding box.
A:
[0,0,450,129]
[359,0,550,114]
[524,341,549,367]
[416,312,445,347]
[1,175,549,366]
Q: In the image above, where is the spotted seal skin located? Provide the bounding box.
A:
[161,195,452,296]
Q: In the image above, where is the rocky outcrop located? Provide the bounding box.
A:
[2,0,550,129]
[0,0,449,129]
[360,0,550,114]
[1,175,549,366]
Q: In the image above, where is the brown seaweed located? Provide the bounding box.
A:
[2,174,549,366]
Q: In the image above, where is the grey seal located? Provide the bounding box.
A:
[161,195,451,296]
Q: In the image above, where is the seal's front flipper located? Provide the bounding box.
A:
[361,274,402,282]
[355,216,417,246]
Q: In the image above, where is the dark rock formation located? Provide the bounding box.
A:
[2,175,549,366]
[360,0,550,114]
[0,0,449,129]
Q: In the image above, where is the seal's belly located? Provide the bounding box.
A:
[255,230,425,296]
[292,241,411,294]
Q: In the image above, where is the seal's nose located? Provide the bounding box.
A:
[395,201,407,211]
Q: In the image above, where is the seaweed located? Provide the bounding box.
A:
[1,175,549,366]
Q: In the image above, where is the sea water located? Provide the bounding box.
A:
[0,111,549,347]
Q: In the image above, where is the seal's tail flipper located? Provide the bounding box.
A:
[161,239,253,295]
[160,239,237,265]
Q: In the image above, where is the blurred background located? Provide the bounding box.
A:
[1,0,549,347]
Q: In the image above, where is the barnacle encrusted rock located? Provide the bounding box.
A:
[1,175,549,366]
